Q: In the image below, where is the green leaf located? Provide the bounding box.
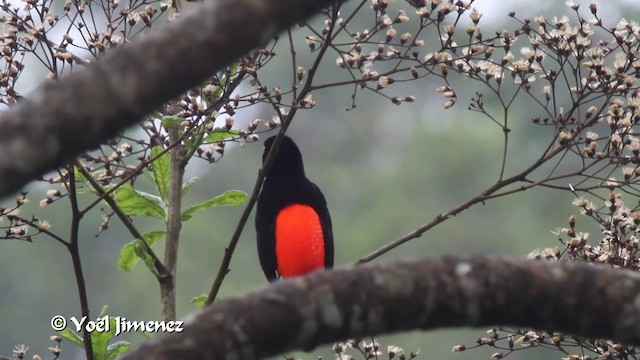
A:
[118,243,137,272]
[91,316,117,360]
[182,177,199,196]
[161,115,184,129]
[106,341,131,360]
[58,327,84,347]
[142,252,160,277]
[73,166,95,194]
[143,168,155,184]
[183,136,196,151]
[181,190,248,221]
[142,230,166,246]
[73,165,87,184]
[203,129,241,143]
[150,147,170,201]
[118,232,165,272]
[191,294,208,308]
[114,185,165,219]
[229,62,240,79]
[98,305,109,317]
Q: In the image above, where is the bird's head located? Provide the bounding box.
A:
[263,135,305,178]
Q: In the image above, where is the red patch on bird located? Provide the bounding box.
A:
[275,204,325,278]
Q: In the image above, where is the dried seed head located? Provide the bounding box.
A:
[410,66,419,78]
[37,220,51,231]
[46,189,61,197]
[558,131,572,145]
[305,36,318,50]
[386,28,397,43]
[302,94,316,107]
[400,32,412,44]
[273,87,282,101]
[268,116,281,129]
[470,8,481,24]
[378,76,390,88]
[248,119,261,132]
[585,106,598,118]
[225,117,234,130]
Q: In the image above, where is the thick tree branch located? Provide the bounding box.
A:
[122,256,640,360]
[0,0,339,198]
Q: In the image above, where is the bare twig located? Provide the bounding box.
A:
[66,167,95,360]
[73,160,170,279]
[0,0,341,198]
[206,3,342,303]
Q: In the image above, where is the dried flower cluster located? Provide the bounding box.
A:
[10,335,62,360]
[452,327,632,360]
[332,338,419,360]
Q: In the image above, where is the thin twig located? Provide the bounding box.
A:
[73,160,171,279]
[206,3,342,304]
[66,166,95,360]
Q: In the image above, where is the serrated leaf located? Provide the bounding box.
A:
[161,115,184,129]
[106,341,131,360]
[58,327,84,347]
[150,147,170,201]
[114,185,165,219]
[191,294,208,308]
[182,177,199,196]
[118,232,165,272]
[203,129,240,143]
[181,190,248,221]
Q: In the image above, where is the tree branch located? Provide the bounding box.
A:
[0,0,340,198]
[124,256,640,360]
[161,126,187,321]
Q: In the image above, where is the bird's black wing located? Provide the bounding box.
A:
[255,200,279,282]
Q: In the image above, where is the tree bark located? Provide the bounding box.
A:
[0,0,339,198]
[120,256,640,360]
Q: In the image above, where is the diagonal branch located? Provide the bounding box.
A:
[124,256,640,360]
[0,0,341,199]
[73,160,170,280]
[205,3,342,303]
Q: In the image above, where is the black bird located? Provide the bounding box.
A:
[255,135,334,281]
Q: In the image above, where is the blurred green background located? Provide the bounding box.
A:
[1,0,639,359]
